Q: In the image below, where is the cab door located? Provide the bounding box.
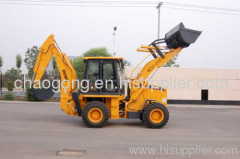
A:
[83,59,123,95]
[101,59,124,94]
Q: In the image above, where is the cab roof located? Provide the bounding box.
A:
[83,56,123,60]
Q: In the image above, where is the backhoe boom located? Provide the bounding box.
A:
[33,35,78,115]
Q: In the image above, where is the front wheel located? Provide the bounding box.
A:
[142,103,169,128]
[82,101,109,128]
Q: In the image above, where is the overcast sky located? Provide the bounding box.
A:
[0,0,240,72]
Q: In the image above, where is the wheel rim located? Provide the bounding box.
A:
[149,108,164,123]
[88,107,103,123]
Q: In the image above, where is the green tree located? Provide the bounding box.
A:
[0,56,3,93]
[72,47,112,79]
[4,68,21,91]
[72,57,85,79]
[24,46,39,77]
[16,54,22,70]
[83,47,112,57]
[51,57,59,78]
[0,56,2,69]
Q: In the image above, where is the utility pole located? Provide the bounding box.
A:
[156,2,163,39]
[113,26,117,56]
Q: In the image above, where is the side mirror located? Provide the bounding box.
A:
[165,23,202,49]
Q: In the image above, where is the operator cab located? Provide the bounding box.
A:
[82,57,125,95]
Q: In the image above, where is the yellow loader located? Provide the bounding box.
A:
[32,23,201,128]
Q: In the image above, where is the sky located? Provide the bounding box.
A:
[0,0,240,72]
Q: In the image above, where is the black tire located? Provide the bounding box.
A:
[139,107,145,121]
[139,114,143,121]
[142,103,169,128]
[82,101,109,128]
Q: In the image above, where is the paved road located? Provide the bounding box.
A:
[0,101,240,159]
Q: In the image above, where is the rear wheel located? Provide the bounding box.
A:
[82,101,109,128]
[142,103,169,128]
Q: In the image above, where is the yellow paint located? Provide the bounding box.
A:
[126,48,182,112]
[33,35,184,121]
[137,45,167,52]
[87,107,103,123]
[109,98,120,119]
[33,35,78,116]
[149,108,164,124]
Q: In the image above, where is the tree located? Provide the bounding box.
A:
[83,47,112,57]
[72,57,85,79]
[72,47,112,79]
[0,56,2,69]
[24,46,39,78]
[51,57,60,78]
[16,54,22,70]
[0,56,3,94]
[4,68,21,91]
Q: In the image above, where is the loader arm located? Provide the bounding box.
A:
[33,35,78,116]
[127,22,201,107]
[128,47,182,103]
[135,47,182,81]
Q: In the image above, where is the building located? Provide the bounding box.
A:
[126,67,240,101]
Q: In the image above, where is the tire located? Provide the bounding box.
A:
[142,103,169,128]
[82,101,109,128]
[139,114,143,121]
[139,107,145,121]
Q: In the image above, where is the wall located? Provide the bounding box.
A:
[126,67,240,101]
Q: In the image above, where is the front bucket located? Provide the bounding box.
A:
[165,23,201,49]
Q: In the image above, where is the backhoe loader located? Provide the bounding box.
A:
[32,23,201,128]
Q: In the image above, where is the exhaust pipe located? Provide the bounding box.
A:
[165,23,202,49]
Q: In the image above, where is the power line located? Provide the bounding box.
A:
[4,0,240,12]
[0,0,155,7]
[0,0,157,3]
[165,2,240,13]
[0,1,155,7]
[164,6,240,15]
[0,0,157,5]
[0,0,240,15]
